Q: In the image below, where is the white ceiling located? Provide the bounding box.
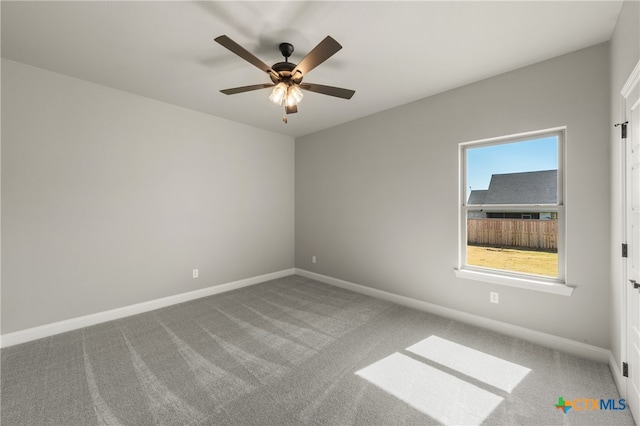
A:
[1,1,623,138]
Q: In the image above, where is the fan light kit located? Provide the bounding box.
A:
[214,35,355,123]
[268,82,303,107]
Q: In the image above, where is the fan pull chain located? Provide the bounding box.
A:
[282,106,288,124]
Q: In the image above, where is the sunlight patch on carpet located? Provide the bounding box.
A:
[407,336,531,393]
[356,352,503,425]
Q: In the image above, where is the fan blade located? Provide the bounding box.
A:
[285,105,298,114]
[299,83,355,99]
[220,83,274,95]
[214,35,277,77]
[291,36,342,78]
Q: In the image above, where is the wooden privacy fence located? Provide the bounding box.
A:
[467,218,558,250]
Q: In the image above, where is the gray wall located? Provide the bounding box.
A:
[1,59,295,334]
[609,0,640,369]
[296,43,611,348]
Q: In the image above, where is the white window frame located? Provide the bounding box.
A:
[455,127,573,296]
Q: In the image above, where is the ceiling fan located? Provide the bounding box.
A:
[214,35,355,123]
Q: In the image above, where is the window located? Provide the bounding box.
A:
[456,128,571,295]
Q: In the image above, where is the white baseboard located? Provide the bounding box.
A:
[296,268,612,363]
[1,267,613,365]
[1,268,296,348]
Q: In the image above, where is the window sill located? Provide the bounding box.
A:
[454,268,574,296]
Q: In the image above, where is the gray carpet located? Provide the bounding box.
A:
[1,275,635,425]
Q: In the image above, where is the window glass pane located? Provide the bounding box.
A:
[465,136,559,278]
[466,137,558,204]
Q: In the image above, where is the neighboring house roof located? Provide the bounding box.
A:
[468,189,488,204]
[468,170,557,204]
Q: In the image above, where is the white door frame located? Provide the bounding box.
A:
[621,58,640,424]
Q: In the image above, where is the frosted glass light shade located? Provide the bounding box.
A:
[286,85,303,106]
[268,83,288,105]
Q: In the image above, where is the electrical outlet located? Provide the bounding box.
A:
[312,256,317,264]
[490,292,499,304]
[192,269,199,279]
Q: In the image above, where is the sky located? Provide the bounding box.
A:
[466,136,558,199]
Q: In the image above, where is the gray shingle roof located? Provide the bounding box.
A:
[469,170,557,204]
[468,189,488,204]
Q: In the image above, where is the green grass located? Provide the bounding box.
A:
[467,245,558,277]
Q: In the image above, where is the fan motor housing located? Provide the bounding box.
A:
[270,61,302,84]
